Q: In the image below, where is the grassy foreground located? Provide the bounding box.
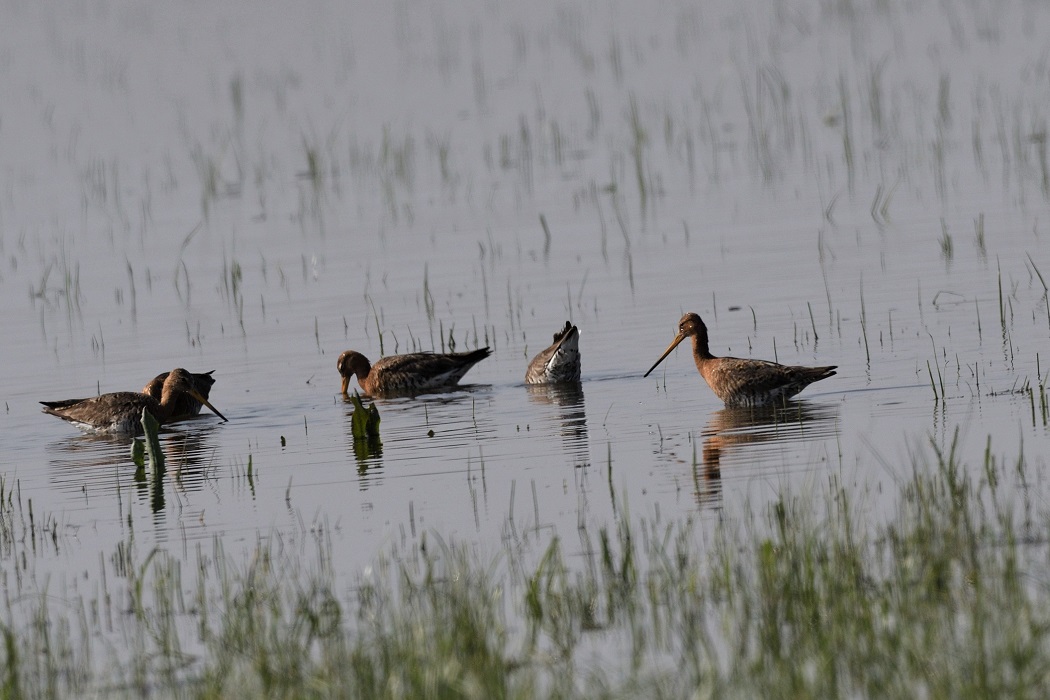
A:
[3,436,1050,698]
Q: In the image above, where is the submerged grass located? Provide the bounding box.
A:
[4,438,1050,697]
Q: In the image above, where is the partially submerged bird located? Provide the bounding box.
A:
[41,368,228,435]
[142,370,216,421]
[338,347,492,397]
[644,313,836,407]
[526,321,581,385]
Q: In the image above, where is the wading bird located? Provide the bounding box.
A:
[525,321,581,385]
[141,369,216,420]
[338,347,492,397]
[41,368,227,435]
[644,313,836,407]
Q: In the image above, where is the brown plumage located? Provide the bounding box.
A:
[142,370,216,421]
[41,368,228,435]
[644,313,836,407]
[525,322,581,385]
[338,347,492,397]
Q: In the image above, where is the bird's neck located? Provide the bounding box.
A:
[153,392,176,421]
[693,332,716,361]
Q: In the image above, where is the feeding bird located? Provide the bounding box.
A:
[41,368,227,435]
[338,347,492,397]
[141,369,216,420]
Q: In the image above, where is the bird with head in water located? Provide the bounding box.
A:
[644,313,836,407]
[338,347,492,397]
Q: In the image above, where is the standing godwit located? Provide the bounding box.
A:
[644,313,836,406]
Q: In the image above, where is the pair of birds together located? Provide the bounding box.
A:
[41,368,226,435]
[42,313,836,435]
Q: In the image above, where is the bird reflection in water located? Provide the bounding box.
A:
[47,426,221,514]
[693,400,839,508]
[526,382,589,468]
[342,393,384,475]
[343,388,497,489]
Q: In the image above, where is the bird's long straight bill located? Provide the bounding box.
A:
[643,333,687,377]
[190,389,228,422]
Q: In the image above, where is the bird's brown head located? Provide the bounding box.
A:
[676,313,708,340]
[164,368,227,422]
[643,312,708,378]
[337,351,371,395]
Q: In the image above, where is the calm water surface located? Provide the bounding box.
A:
[2,0,1049,640]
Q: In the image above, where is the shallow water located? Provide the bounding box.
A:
[2,0,1049,650]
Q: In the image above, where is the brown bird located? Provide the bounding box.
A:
[142,370,216,421]
[526,321,581,385]
[338,347,492,397]
[644,313,836,407]
[43,369,218,424]
[41,368,228,435]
